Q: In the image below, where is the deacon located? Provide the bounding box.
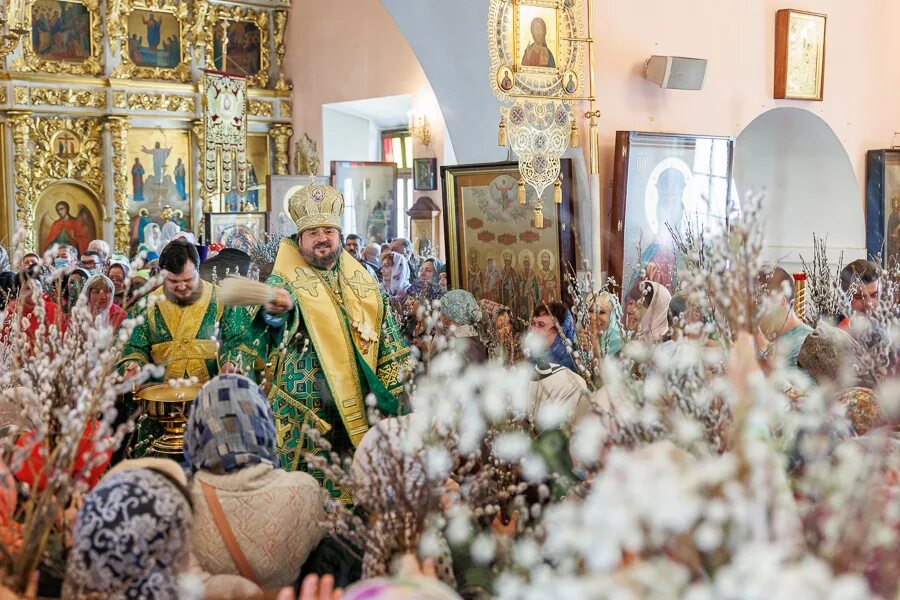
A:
[220,183,410,499]
[119,240,222,382]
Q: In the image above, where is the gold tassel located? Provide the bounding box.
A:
[534,202,544,228]
[498,116,507,147]
[554,178,562,204]
[570,120,579,148]
[517,179,526,204]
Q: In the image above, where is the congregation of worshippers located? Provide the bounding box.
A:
[1,1,899,599]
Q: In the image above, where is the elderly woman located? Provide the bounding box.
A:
[185,375,326,595]
[63,460,195,600]
[107,261,130,307]
[625,280,672,343]
[381,251,411,300]
[438,289,488,363]
[81,274,127,330]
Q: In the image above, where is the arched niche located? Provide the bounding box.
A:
[733,107,865,270]
[34,182,104,256]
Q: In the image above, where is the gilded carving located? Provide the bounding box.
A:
[126,93,196,113]
[249,100,273,118]
[273,10,290,91]
[29,88,107,109]
[113,91,128,109]
[191,119,212,213]
[0,88,7,106]
[109,0,192,82]
[13,87,30,106]
[106,117,132,254]
[280,100,292,117]
[269,123,293,176]
[31,118,105,199]
[7,113,33,251]
[205,5,270,89]
[15,0,104,76]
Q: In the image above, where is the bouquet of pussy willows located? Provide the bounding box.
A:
[0,254,147,592]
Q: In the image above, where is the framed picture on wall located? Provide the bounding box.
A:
[413,158,438,191]
[441,160,576,323]
[774,9,827,101]
[205,211,269,251]
[610,131,734,297]
[331,161,398,245]
[865,148,900,267]
[267,174,331,235]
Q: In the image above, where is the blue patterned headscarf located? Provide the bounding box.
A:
[406,279,445,302]
[184,374,277,475]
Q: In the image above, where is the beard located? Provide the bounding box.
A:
[164,283,203,306]
[300,241,342,270]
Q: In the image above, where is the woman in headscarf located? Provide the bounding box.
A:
[418,257,444,287]
[63,460,194,600]
[160,221,181,249]
[625,280,672,343]
[528,301,578,372]
[380,251,411,300]
[80,274,127,330]
[587,291,624,357]
[107,261,130,307]
[479,299,522,365]
[438,289,488,363]
[0,271,17,311]
[139,222,162,256]
[184,374,326,595]
[0,245,9,273]
[402,279,445,346]
[63,268,90,315]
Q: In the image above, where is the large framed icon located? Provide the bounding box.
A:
[865,148,900,268]
[610,131,734,297]
[441,160,576,322]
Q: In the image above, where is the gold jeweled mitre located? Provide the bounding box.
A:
[288,183,345,234]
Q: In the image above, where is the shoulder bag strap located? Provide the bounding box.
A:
[199,479,261,586]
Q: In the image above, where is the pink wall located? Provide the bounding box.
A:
[588,0,900,213]
[283,0,445,176]
[284,0,447,251]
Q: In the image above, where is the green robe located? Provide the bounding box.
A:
[220,260,410,501]
[117,282,222,458]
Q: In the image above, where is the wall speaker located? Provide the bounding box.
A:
[644,55,707,90]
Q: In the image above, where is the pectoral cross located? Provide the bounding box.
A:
[345,270,377,298]
[292,268,320,297]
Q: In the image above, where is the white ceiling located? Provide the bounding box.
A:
[324,95,412,130]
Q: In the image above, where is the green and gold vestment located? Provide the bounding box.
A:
[117,280,223,456]
[220,240,410,499]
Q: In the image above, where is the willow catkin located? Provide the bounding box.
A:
[218,276,276,306]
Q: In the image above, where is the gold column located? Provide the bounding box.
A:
[191,119,212,213]
[106,116,131,254]
[7,111,33,252]
[273,10,290,91]
[270,123,293,176]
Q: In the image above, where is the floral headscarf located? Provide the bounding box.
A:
[383,251,411,297]
[406,279,445,303]
[440,289,482,326]
[422,258,445,286]
[63,466,193,600]
[183,374,278,475]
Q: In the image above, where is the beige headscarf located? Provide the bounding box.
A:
[638,281,672,342]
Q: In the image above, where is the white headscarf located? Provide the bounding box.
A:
[638,281,672,342]
[160,221,181,248]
